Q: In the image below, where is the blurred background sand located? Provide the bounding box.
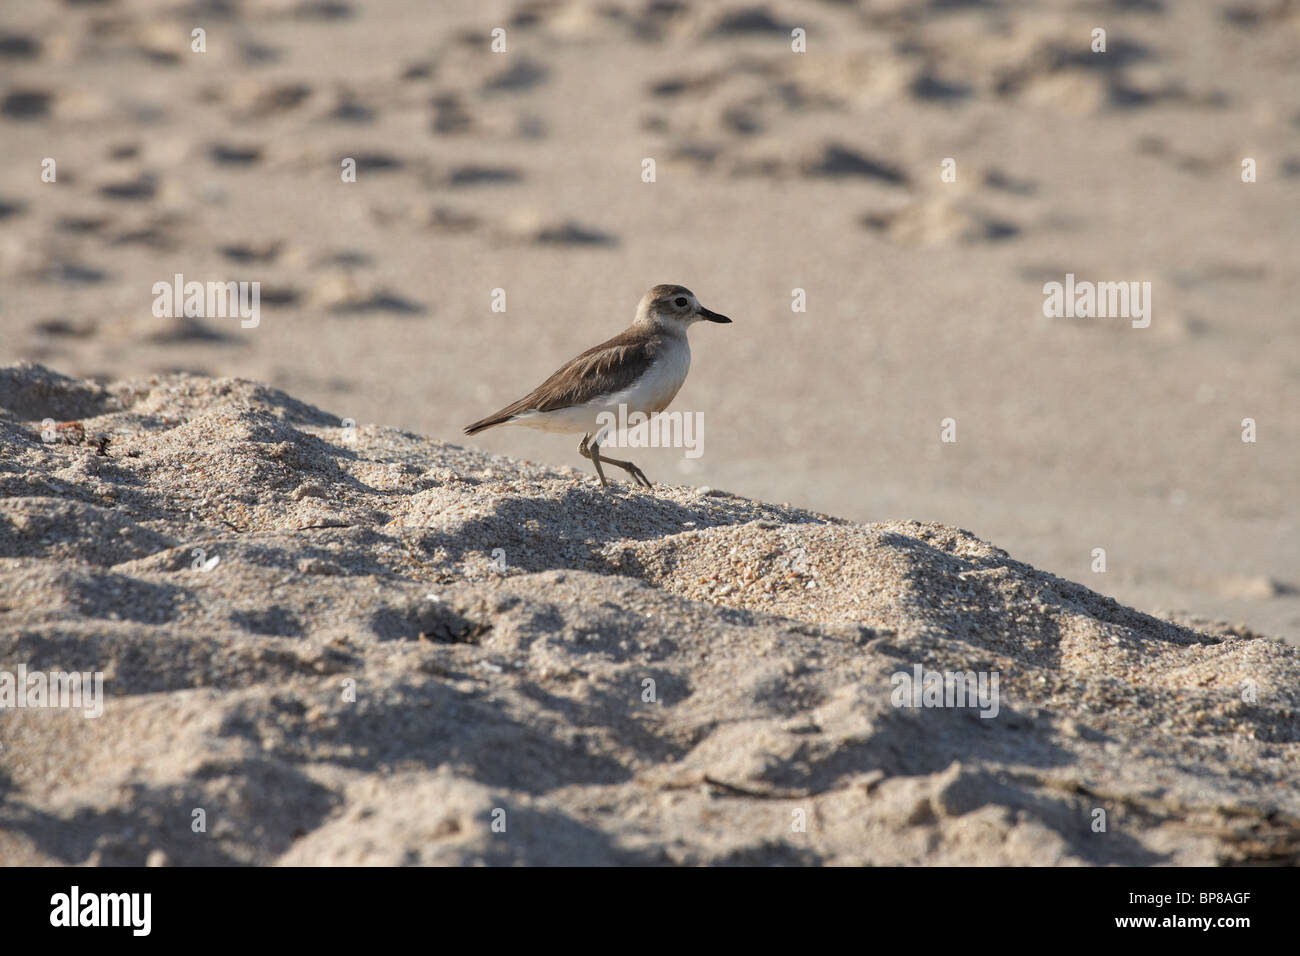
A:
[2,0,1297,641]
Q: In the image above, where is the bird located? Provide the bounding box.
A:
[464,284,732,489]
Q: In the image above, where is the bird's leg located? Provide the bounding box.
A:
[590,439,653,489]
[579,433,652,489]
[578,433,609,488]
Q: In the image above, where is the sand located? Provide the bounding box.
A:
[0,0,1296,647]
[0,363,1297,865]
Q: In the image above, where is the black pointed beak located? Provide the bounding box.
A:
[697,305,732,323]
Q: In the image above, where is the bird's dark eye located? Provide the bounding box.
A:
[674,297,688,308]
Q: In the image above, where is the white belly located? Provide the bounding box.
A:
[511,338,691,436]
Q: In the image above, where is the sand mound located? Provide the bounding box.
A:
[0,363,1296,865]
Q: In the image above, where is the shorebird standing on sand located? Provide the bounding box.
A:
[464,284,732,489]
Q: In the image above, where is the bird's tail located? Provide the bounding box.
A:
[463,413,513,436]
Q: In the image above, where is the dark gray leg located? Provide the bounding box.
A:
[588,436,653,489]
[578,433,609,487]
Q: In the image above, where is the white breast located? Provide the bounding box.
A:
[613,336,692,415]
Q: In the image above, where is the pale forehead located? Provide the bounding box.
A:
[646,284,695,304]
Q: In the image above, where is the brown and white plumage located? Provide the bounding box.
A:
[464,327,670,435]
[463,283,732,488]
[464,284,730,437]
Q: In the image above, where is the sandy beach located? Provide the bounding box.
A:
[1,0,1297,643]
[0,0,1297,865]
[1,364,1297,865]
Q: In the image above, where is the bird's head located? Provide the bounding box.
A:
[636,284,732,334]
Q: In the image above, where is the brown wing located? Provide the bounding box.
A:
[464,329,660,435]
